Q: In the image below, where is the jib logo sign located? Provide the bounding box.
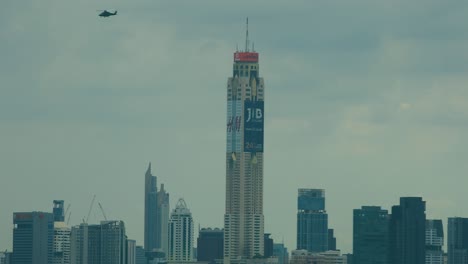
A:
[244,101,264,152]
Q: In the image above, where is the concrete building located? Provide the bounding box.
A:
[12,212,54,264]
[197,228,223,263]
[70,221,127,264]
[353,206,389,264]
[297,189,328,253]
[272,244,288,264]
[290,250,347,264]
[389,197,426,264]
[448,217,468,264]
[224,19,266,262]
[426,219,444,264]
[52,221,71,264]
[127,239,136,264]
[168,199,194,262]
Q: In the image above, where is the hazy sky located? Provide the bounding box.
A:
[1,0,468,254]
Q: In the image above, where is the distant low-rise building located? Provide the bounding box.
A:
[290,250,347,264]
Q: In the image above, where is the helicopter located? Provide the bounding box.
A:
[98,10,117,17]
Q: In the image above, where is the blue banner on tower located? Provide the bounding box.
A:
[244,101,264,152]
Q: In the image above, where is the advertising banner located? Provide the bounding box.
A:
[234,52,259,62]
[244,101,264,152]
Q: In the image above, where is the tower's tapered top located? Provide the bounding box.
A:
[146,162,152,175]
[234,17,258,63]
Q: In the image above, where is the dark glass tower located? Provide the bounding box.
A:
[12,212,54,264]
[296,189,328,253]
[448,217,468,264]
[144,163,159,253]
[426,219,444,264]
[53,200,65,222]
[197,228,224,263]
[353,206,389,264]
[389,197,426,264]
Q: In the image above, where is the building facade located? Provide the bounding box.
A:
[168,199,194,262]
[127,239,136,264]
[52,221,71,264]
[389,197,426,264]
[353,206,389,264]
[158,183,170,256]
[426,219,444,264]
[273,244,289,264]
[145,163,160,254]
[224,21,266,262]
[53,200,65,222]
[448,217,468,264]
[12,212,54,264]
[290,250,347,264]
[135,246,146,264]
[197,228,224,263]
[297,189,328,253]
[70,221,127,264]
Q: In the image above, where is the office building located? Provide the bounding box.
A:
[448,217,468,264]
[145,163,160,253]
[70,221,127,264]
[273,244,288,264]
[12,212,54,264]
[224,19,266,262]
[52,221,71,264]
[426,219,444,264]
[197,228,223,263]
[0,252,12,264]
[353,206,389,264]
[297,189,328,253]
[127,239,136,264]
[328,229,336,251]
[168,199,194,262]
[135,246,146,264]
[53,200,65,222]
[158,184,170,256]
[264,234,273,258]
[389,197,426,264]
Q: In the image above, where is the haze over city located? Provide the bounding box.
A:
[2,0,468,259]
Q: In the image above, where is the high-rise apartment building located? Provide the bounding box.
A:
[448,217,468,264]
[224,19,266,262]
[273,244,289,264]
[297,189,328,253]
[353,206,389,264]
[426,219,444,264]
[168,199,194,262]
[70,221,127,264]
[135,246,146,264]
[127,239,136,264]
[389,197,426,264]
[197,228,224,263]
[12,212,54,264]
[52,221,71,264]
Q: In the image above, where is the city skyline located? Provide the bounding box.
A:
[2,0,468,255]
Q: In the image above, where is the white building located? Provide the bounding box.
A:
[127,239,136,264]
[290,250,347,264]
[426,220,444,264]
[53,221,71,264]
[168,199,194,262]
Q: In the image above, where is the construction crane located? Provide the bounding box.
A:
[64,203,71,218]
[66,211,72,226]
[98,202,108,221]
[86,195,96,223]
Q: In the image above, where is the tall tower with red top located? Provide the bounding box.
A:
[224,18,265,262]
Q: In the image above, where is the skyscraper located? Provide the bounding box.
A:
[426,219,444,264]
[389,197,426,264]
[157,183,170,256]
[297,189,328,253]
[353,206,389,264]
[168,199,194,262]
[448,217,468,264]
[144,163,159,253]
[224,19,266,262]
[12,212,54,264]
[327,229,336,251]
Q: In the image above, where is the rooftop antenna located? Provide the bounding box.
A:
[245,17,249,52]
